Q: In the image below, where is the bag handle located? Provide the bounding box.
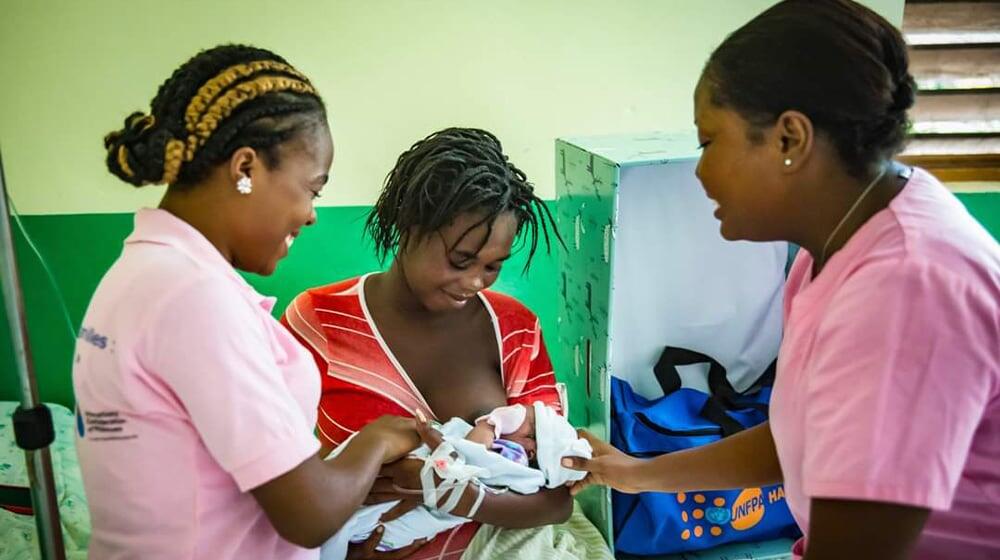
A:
[654,346,776,436]
[656,346,775,403]
[698,397,747,438]
[653,347,726,396]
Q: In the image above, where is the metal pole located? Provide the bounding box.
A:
[0,146,66,560]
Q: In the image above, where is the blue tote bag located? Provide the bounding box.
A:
[611,347,801,555]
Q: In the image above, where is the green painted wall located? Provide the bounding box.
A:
[0,205,569,418]
[2,193,997,429]
[961,192,1000,237]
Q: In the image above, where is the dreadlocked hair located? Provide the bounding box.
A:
[366,127,563,273]
[103,44,326,187]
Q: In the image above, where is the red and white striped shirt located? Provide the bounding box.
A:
[281,273,562,559]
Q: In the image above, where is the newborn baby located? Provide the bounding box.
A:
[320,402,591,559]
[465,403,537,466]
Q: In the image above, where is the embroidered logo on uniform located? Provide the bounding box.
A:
[78,327,108,349]
[79,410,137,441]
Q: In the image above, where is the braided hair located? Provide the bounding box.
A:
[104,44,326,187]
[366,128,562,272]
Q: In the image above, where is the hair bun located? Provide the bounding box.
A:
[889,72,916,114]
[104,111,176,186]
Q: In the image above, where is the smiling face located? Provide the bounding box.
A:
[229,124,333,275]
[693,79,795,242]
[396,210,517,313]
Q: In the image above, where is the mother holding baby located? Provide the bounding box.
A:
[284,127,611,559]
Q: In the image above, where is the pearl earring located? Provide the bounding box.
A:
[783,158,792,167]
[236,176,252,195]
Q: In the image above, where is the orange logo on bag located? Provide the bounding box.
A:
[730,488,766,531]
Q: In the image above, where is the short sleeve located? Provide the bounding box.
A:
[141,277,319,492]
[801,258,997,510]
[507,320,564,416]
[281,289,408,449]
[280,292,329,385]
[280,294,346,451]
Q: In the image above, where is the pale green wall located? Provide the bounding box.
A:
[0,0,903,215]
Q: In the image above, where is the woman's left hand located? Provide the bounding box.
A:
[365,413,447,522]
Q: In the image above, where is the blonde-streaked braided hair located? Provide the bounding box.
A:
[104,44,325,187]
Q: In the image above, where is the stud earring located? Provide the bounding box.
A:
[236,176,252,195]
[783,158,792,167]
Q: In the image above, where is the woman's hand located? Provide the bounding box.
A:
[353,415,422,464]
[364,412,448,522]
[562,430,646,496]
[346,526,428,559]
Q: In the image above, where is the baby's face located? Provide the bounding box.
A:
[503,406,536,458]
[467,421,497,446]
[467,405,537,458]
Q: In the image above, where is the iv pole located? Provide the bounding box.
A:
[0,146,67,560]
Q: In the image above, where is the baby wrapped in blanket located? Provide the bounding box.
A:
[320,402,592,559]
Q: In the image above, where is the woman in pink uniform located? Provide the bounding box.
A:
[73,44,424,560]
[564,1,1000,558]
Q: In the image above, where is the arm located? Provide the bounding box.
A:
[565,422,781,496]
[794,261,992,558]
[445,482,574,528]
[148,282,422,550]
[803,499,929,560]
[467,324,571,526]
[371,312,577,529]
[634,420,782,492]
[282,298,386,461]
[318,442,334,459]
[374,420,574,528]
[253,417,417,548]
[280,301,352,452]
[506,326,564,415]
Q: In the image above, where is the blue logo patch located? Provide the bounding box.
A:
[706,507,731,525]
[76,407,85,438]
[78,327,108,350]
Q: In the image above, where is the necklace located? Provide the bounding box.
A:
[818,165,888,266]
